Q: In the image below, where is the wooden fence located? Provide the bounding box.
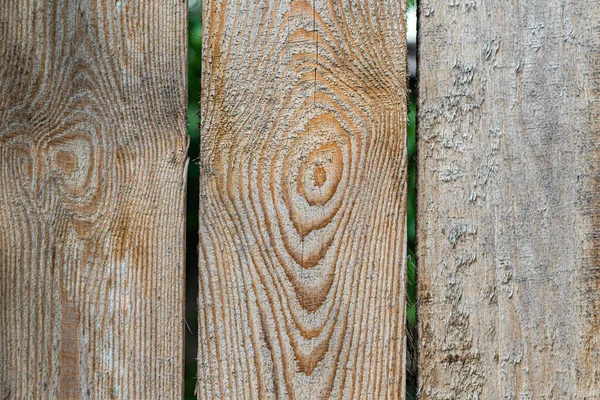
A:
[0,0,598,399]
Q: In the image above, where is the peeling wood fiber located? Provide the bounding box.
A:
[418,0,600,398]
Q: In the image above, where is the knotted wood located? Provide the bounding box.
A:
[199,1,408,398]
[0,1,187,398]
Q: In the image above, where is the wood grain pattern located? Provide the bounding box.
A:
[0,1,187,398]
[418,0,600,398]
[199,1,407,398]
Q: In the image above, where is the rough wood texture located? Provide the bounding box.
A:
[0,1,187,398]
[199,1,407,398]
[418,0,600,398]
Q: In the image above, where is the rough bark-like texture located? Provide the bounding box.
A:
[0,1,187,398]
[418,0,600,398]
[199,1,407,398]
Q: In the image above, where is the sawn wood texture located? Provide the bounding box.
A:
[200,1,408,398]
[0,1,187,398]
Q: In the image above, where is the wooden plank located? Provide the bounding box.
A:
[199,1,407,398]
[417,0,600,398]
[0,1,187,398]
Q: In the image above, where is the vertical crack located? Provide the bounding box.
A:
[313,0,318,106]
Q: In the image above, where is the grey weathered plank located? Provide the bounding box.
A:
[0,1,187,398]
[418,0,600,398]
[199,0,408,398]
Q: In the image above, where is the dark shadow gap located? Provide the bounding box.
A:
[184,161,199,400]
[185,3,202,399]
[406,0,418,398]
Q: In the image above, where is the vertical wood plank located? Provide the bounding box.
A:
[418,0,600,398]
[0,1,187,398]
[199,1,408,398]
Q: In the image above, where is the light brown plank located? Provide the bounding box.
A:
[418,0,600,398]
[0,1,187,398]
[199,1,408,398]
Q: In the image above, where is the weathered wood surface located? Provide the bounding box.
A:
[0,1,187,398]
[418,0,600,398]
[200,1,407,398]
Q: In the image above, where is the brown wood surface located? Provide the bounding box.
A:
[199,1,408,398]
[418,0,600,398]
[0,1,187,398]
